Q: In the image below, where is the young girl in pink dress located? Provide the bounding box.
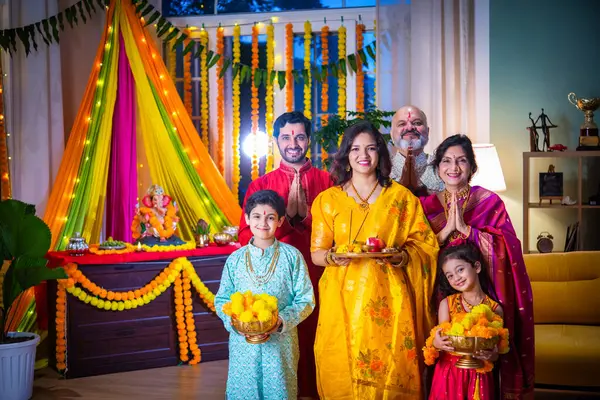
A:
[427,243,506,400]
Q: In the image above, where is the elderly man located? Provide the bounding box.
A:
[390,105,444,195]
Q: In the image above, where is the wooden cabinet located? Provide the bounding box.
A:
[47,255,229,379]
[522,151,600,253]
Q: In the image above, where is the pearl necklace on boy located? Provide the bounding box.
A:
[245,241,281,286]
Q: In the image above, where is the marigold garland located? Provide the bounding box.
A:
[231,24,242,198]
[216,27,226,175]
[168,38,177,83]
[265,23,275,173]
[285,23,294,112]
[54,257,217,371]
[199,29,210,149]
[373,19,377,105]
[303,21,312,160]
[183,37,192,116]
[131,203,177,240]
[337,26,347,146]
[250,24,260,180]
[320,26,330,168]
[0,60,11,200]
[355,23,365,113]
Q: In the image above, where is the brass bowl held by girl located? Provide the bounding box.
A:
[447,335,500,369]
[231,311,279,344]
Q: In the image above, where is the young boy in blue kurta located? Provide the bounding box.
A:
[215,189,315,400]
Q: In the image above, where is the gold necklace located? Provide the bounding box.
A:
[443,185,471,218]
[245,242,280,286]
[461,293,485,308]
[351,180,379,210]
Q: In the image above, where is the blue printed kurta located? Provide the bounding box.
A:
[215,239,315,400]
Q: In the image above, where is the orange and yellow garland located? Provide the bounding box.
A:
[250,24,260,180]
[168,38,177,83]
[265,23,275,173]
[285,23,294,112]
[231,24,241,198]
[216,26,226,175]
[0,59,11,200]
[183,36,192,116]
[373,19,377,105]
[199,28,210,149]
[320,26,329,167]
[337,25,347,146]
[131,203,177,241]
[355,23,365,113]
[303,21,312,160]
[55,257,216,371]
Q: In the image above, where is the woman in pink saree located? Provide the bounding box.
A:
[420,134,534,400]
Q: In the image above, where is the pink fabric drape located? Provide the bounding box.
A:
[420,186,535,400]
[106,34,137,241]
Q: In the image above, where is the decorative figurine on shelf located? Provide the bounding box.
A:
[195,219,211,248]
[527,109,558,152]
[131,184,185,246]
[548,144,568,152]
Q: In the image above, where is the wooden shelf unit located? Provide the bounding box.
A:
[523,151,600,254]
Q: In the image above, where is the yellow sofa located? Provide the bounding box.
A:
[524,251,600,388]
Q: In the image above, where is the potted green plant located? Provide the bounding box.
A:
[0,199,66,400]
[312,108,396,168]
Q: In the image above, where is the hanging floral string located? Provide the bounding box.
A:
[337,25,347,146]
[232,24,241,198]
[216,26,225,175]
[199,28,210,149]
[250,24,260,180]
[265,23,275,173]
[355,23,365,113]
[285,23,294,112]
[320,26,329,168]
[373,19,377,106]
[183,36,192,117]
[0,61,11,200]
[167,38,177,84]
[303,21,312,160]
[55,257,216,372]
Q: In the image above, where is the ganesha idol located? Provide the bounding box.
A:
[131,184,186,246]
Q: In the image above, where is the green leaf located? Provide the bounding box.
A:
[157,22,173,38]
[193,44,204,58]
[163,27,180,42]
[269,70,276,85]
[96,0,106,8]
[141,4,154,18]
[181,39,195,56]
[57,12,65,31]
[76,3,86,24]
[42,20,52,44]
[145,11,160,27]
[207,53,221,69]
[302,69,309,86]
[232,63,240,80]
[358,49,369,67]
[0,32,9,52]
[253,68,262,88]
[219,58,232,78]
[338,59,347,76]
[292,70,300,83]
[366,44,376,62]
[65,8,74,28]
[15,28,30,56]
[347,54,357,73]
[262,69,269,86]
[49,16,60,43]
[329,62,338,78]
[277,71,286,90]
[156,17,166,32]
[70,5,79,25]
[82,0,93,18]
[321,67,328,82]
[171,33,186,50]
[7,30,17,53]
[85,0,97,14]
[26,25,38,51]
[241,65,251,83]
[205,50,215,65]
[35,22,51,46]
[135,0,148,14]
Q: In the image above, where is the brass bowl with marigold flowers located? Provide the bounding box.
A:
[447,335,500,369]
[231,311,279,344]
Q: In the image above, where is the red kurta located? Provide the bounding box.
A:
[239,159,332,397]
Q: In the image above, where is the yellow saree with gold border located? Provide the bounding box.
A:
[311,182,439,399]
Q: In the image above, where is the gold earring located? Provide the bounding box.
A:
[345,165,351,172]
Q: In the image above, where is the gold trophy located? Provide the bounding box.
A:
[568,92,600,150]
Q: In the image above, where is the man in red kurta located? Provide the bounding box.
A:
[239,111,332,399]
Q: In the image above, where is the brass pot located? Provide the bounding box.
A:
[447,335,500,369]
[195,234,210,248]
[231,311,279,344]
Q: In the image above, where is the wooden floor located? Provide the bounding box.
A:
[32,360,600,400]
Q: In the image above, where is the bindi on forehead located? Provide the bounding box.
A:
[407,111,411,120]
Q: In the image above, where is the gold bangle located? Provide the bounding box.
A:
[391,250,408,268]
[325,250,335,266]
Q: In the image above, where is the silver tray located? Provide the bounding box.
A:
[98,244,127,250]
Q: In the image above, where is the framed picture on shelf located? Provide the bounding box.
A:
[539,165,563,204]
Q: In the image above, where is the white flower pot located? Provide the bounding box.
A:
[0,332,40,400]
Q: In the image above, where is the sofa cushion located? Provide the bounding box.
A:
[531,278,600,324]
[535,324,600,387]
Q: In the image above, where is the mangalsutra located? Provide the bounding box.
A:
[245,242,280,286]
[351,180,379,210]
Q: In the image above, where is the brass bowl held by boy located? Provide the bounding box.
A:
[447,335,500,369]
[213,232,233,246]
[231,311,279,344]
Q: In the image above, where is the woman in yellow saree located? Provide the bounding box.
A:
[311,121,439,399]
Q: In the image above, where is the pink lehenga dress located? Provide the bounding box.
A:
[420,186,535,400]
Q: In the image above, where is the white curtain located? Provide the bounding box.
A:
[2,0,65,215]
[376,0,489,150]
